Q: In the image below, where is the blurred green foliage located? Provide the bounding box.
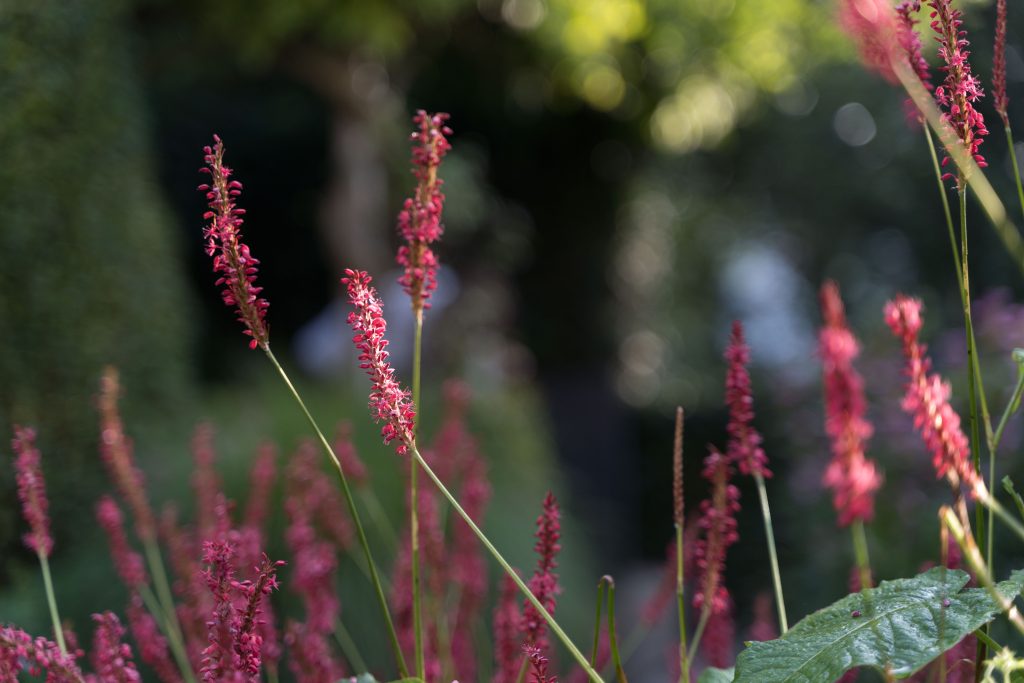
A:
[0,0,193,560]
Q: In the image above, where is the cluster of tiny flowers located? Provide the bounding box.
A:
[12,425,53,558]
[89,612,141,682]
[0,626,84,681]
[521,492,562,655]
[895,1,935,121]
[342,269,416,455]
[819,282,882,527]
[396,111,452,316]
[199,135,269,350]
[692,446,741,614]
[994,0,1009,123]
[884,296,978,491]
[839,0,902,83]
[927,0,989,179]
[522,644,558,683]
[724,322,771,478]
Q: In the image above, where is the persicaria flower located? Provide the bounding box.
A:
[342,269,416,455]
[895,1,935,122]
[839,0,902,83]
[96,496,148,589]
[12,425,53,558]
[396,111,452,317]
[199,135,269,350]
[928,0,989,181]
[90,612,141,682]
[692,446,740,615]
[994,0,1009,124]
[523,644,558,683]
[819,282,882,527]
[491,573,522,683]
[885,295,978,492]
[0,626,84,681]
[521,492,561,654]
[725,321,771,478]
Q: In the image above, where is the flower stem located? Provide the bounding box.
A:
[754,472,788,633]
[1004,125,1024,226]
[410,446,605,682]
[685,606,711,665]
[411,314,425,680]
[143,537,189,662]
[676,522,690,683]
[334,618,369,674]
[37,551,66,655]
[851,520,872,593]
[590,580,606,667]
[261,344,409,679]
[139,585,198,683]
[604,577,628,683]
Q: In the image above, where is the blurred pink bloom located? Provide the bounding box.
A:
[198,135,269,350]
[492,573,522,683]
[396,111,453,317]
[0,625,84,681]
[12,425,53,558]
[127,595,180,683]
[96,496,147,590]
[693,446,740,615]
[994,0,1009,124]
[819,281,882,527]
[343,269,416,455]
[89,612,141,683]
[839,0,902,82]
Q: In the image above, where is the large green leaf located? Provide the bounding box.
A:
[734,568,1024,682]
[697,667,735,682]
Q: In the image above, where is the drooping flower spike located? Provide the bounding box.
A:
[199,135,269,350]
[927,0,989,181]
[885,295,979,493]
[819,282,883,527]
[396,111,453,317]
[342,269,416,454]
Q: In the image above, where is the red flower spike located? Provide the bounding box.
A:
[692,446,740,615]
[396,111,453,317]
[994,0,1009,125]
[523,644,559,683]
[199,135,269,350]
[927,0,989,183]
[90,612,141,683]
[0,626,85,681]
[885,295,978,493]
[96,496,148,590]
[819,282,883,527]
[12,425,53,558]
[725,321,771,478]
[839,0,903,83]
[521,492,562,654]
[492,573,522,683]
[342,269,416,455]
[126,595,180,683]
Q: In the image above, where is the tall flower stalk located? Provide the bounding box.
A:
[12,426,65,655]
[343,268,604,682]
[819,282,882,592]
[198,137,408,679]
[673,407,689,683]
[396,110,452,680]
[724,322,787,633]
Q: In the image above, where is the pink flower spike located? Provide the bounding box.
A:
[396,111,453,317]
[90,612,141,683]
[819,282,883,527]
[994,0,1009,124]
[0,626,85,681]
[523,644,558,683]
[725,321,771,478]
[12,425,53,558]
[521,492,562,654]
[839,0,903,83]
[885,295,978,492]
[96,496,148,590]
[199,135,269,350]
[693,446,740,615]
[492,573,522,683]
[342,269,416,455]
[927,0,989,183]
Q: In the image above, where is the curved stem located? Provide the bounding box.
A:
[37,552,66,655]
[411,446,605,682]
[1004,125,1024,226]
[851,520,872,593]
[139,585,198,683]
[605,578,628,683]
[411,314,425,680]
[262,345,409,679]
[685,606,711,665]
[143,537,190,662]
[754,472,788,633]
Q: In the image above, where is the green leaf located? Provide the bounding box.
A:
[734,568,1024,682]
[697,667,735,682]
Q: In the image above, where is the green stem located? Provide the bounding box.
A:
[261,345,409,679]
[676,522,689,683]
[685,606,711,665]
[360,487,399,548]
[926,127,962,278]
[139,585,198,683]
[590,580,606,667]
[143,537,189,658]
[604,578,628,683]
[978,489,1024,544]
[993,358,1024,453]
[411,446,604,682]
[334,618,369,674]
[754,472,788,633]
[851,520,872,594]
[411,314,425,680]
[37,552,66,655]
[1004,125,1024,226]
[974,627,1002,653]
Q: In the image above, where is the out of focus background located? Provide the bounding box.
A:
[4,0,1024,678]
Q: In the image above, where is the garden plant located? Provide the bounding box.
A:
[9,0,1024,681]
